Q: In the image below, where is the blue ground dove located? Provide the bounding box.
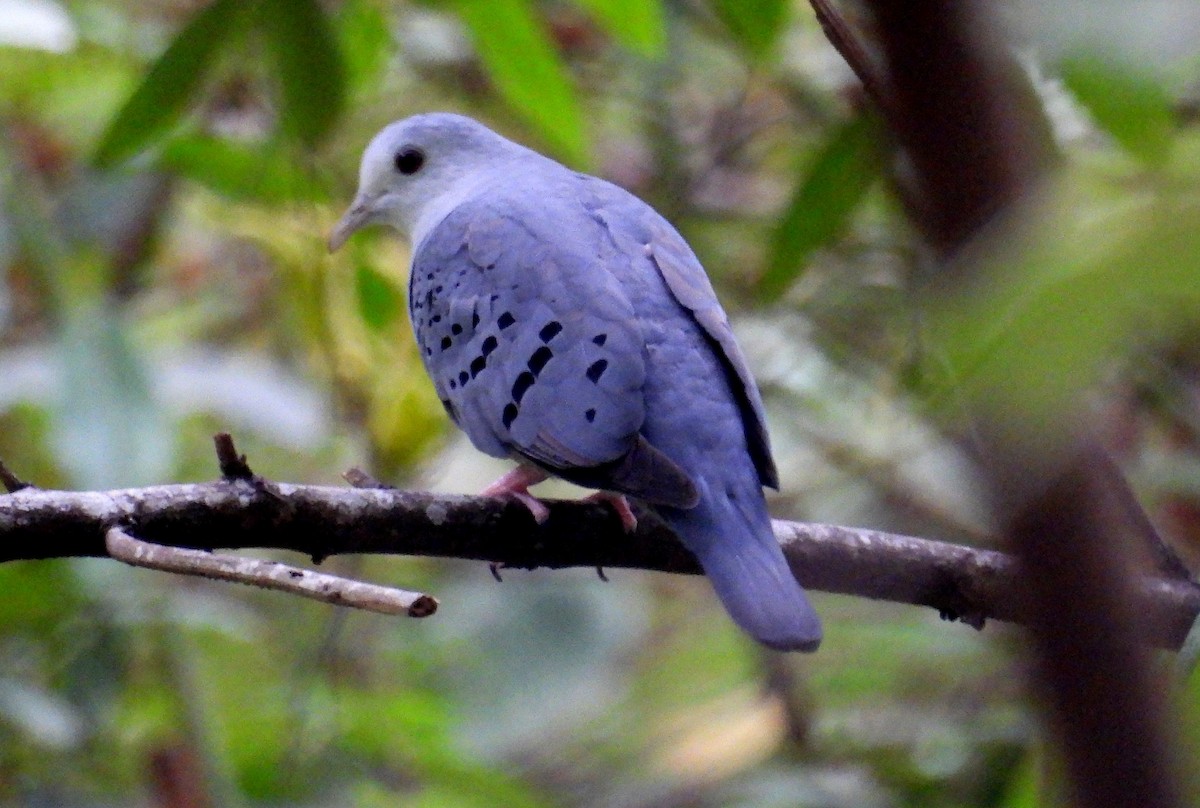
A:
[329,113,822,651]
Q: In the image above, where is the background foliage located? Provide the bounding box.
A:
[1,0,1199,805]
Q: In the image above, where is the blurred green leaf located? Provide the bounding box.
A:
[259,0,347,147]
[928,182,1200,441]
[570,0,666,57]
[453,0,588,165]
[180,628,295,800]
[339,685,552,805]
[93,0,251,167]
[337,0,392,94]
[338,686,453,762]
[999,744,1065,808]
[0,563,82,633]
[710,0,788,59]
[1060,53,1174,167]
[159,133,325,202]
[759,112,881,301]
[356,263,402,331]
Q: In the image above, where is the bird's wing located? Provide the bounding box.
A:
[410,195,698,508]
[583,180,779,490]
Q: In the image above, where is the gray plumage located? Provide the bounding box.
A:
[330,113,822,651]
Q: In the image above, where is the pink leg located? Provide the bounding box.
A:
[482,464,550,524]
[584,491,638,533]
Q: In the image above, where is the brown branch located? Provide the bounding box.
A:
[0,479,1196,648]
[806,0,890,113]
[104,527,437,617]
[0,460,31,493]
[865,0,1047,259]
[213,432,254,481]
[847,2,1185,807]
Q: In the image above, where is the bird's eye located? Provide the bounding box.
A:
[394,147,425,175]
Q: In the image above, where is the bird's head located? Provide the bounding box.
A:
[328,113,517,251]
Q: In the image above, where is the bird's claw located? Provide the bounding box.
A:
[584,492,638,533]
[482,465,551,524]
[506,490,550,524]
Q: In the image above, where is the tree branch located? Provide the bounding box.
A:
[1,475,1196,648]
[806,0,890,113]
[104,526,438,617]
[853,2,1185,807]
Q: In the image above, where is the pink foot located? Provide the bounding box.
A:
[482,465,550,524]
[584,491,638,533]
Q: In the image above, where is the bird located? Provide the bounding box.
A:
[328,112,822,651]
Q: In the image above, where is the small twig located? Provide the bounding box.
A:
[0,460,31,494]
[104,527,438,617]
[343,467,395,490]
[807,0,891,113]
[213,433,254,481]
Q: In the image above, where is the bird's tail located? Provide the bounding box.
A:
[660,488,822,652]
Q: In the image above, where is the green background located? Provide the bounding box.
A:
[1,0,1199,805]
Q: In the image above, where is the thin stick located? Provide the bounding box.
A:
[807,0,890,112]
[213,433,254,481]
[0,460,31,493]
[105,527,438,617]
[343,467,395,490]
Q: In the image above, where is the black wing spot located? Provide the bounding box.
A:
[426,272,434,281]
[425,347,432,356]
[435,285,443,293]
[470,356,487,378]
[472,310,480,329]
[502,403,519,429]
[539,321,563,343]
[451,323,463,335]
[498,312,515,329]
[440,336,452,351]
[449,379,457,390]
[458,371,469,386]
[592,334,607,346]
[585,408,596,423]
[512,371,535,404]
[586,359,608,383]
[431,315,442,324]
[528,346,553,375]
[481,335,498,356]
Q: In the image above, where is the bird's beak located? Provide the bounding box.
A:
[328,195,375,252]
